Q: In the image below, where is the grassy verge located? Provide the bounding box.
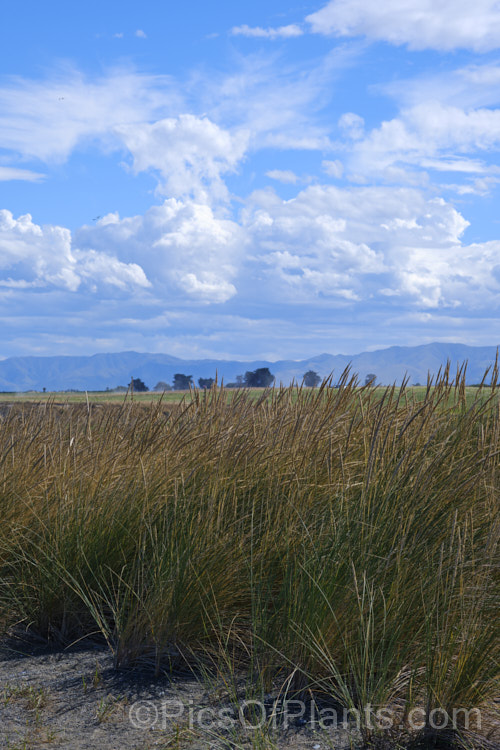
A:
[0,367,498,748]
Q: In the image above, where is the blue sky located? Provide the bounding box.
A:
[0,0,499,360]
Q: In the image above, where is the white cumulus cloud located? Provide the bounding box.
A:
[0,210,150,292]
[179,272,236,303]
[306,0,500,52]
[348,102,500,178]
[115,115,249,202]
[240,184,500,311]
[75,199,244,303]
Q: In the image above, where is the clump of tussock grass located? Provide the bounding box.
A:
[0,368,498,749]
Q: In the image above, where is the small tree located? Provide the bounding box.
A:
[303,370,321,387]
[131,377,148,392]
[198,377,214,389]
[244,368,275,388]
[153,381,172,391]
[173,373,193,390]
[365,373,376,387]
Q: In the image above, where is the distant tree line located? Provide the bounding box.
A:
[125,374,215,392]
[119,368,332,392]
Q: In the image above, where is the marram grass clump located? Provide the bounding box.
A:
[0,367,498,749]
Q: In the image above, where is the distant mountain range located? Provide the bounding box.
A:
[0,343,498,392]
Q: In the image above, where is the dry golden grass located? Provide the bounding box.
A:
[0,365,498,748]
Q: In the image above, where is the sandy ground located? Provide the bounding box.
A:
[0,637,357,750]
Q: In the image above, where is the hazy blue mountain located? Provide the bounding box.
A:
[0,343,497,392]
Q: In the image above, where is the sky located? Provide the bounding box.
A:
[0,0,499,361]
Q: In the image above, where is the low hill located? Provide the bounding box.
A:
[0,343,497,392]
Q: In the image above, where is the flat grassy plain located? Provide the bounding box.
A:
[0,383,497,407]
[0,369,498,748]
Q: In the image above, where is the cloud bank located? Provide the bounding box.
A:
[1,9,500,359]
[307,0,500,52]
